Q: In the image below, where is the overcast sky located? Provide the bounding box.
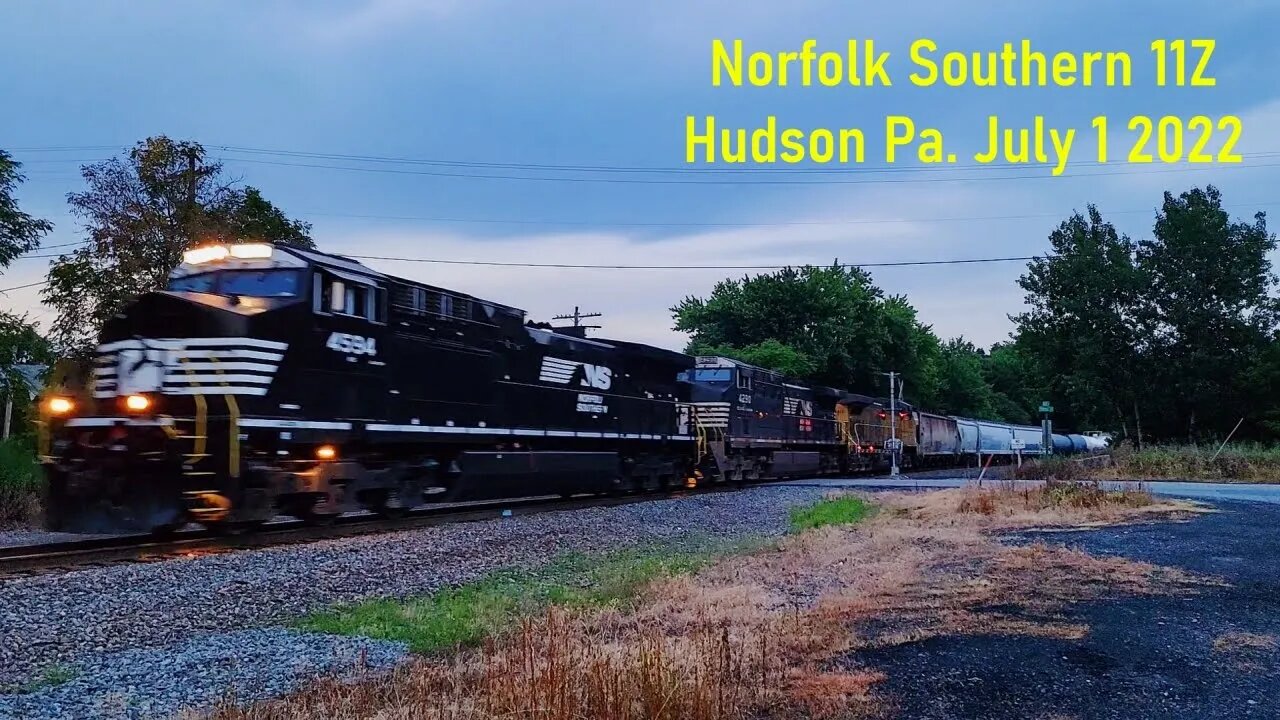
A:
[2,0,1278,350]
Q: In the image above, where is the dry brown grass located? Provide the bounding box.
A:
[206,487,1213,720]
[1213,631,1278,652]
[1212,631,1278,672]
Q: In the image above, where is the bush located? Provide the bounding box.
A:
[0,436,41,527]
[1108,442,1280,482]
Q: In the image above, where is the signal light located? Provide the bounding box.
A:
[316,445,337,460]
[124,394,151,412]
[46,396,74,415]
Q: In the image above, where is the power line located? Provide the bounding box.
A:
[0,280,48,294]
[217,155,1280,185]
[16,142,1280,176]
[346,254,1042,270]
[306,200,1280,228]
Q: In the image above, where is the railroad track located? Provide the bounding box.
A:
[0,493,673,580]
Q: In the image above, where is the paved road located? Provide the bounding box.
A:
[790,476,1280,505]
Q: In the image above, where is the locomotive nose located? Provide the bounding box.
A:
[100,290,253,340]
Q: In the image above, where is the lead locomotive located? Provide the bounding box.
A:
[43,243,701,533]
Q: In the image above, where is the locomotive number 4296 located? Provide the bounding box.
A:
[326,332,378,356]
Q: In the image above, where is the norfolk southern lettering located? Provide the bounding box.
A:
[710,39,1133,88]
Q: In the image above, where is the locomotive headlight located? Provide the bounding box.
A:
[315,445,337,460]
[46,396,75,415]
[183,245,230,265]
[124,394,152,412]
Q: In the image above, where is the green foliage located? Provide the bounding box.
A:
[1242,339,1280,437]
[692,338,817,377]
[1013,205,1144,434]
[672,264,945,398]
[1137,187,1278,440]
[1013,187,1278,442]
[788,495,874,532]
[0,150,52,268]
[0,311,53,426]
[0,436,41,527]
[42,136,315,355]
[983,343,1039,425]
[297,538,764,653]
[929,338,996,419]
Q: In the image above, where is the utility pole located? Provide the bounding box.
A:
[551,306,602,332]
[883,371,900,477]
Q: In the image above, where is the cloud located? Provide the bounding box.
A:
[303,0,463,44]
[317,182,1047,351]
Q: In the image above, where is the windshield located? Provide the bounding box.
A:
[168,269,302,298]
[694,368,732,382]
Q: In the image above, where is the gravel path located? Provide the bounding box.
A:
[0,485,826,718]
[849,499,1280,719]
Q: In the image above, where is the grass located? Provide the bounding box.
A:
[2,663,79,694]
[296,537,767,654]
[1013,441,1280,484]
[0,436,41,528]
[1105,442,1280,482]
[789,495,874,531]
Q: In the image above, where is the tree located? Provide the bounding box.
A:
[1137,186,1278,440]
[1242,336,1280,439]
[983,342,1039,425]
[672,263,942,398]
[1012,206,1144,436]
[0,150,52,268]
[43,137,315,354]
[691,339,818,378]
[929,338,996,418]
[0,311,54,436]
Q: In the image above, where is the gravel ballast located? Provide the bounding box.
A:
[0,629,406,720]
[0,485,827,718]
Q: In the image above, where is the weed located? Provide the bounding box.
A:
[296,537,766,653]
[2,663,79,694]
[789,495,874,532]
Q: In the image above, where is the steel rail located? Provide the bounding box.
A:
[0,492,680,579]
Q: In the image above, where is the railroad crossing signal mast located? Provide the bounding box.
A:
[883,371,901,477]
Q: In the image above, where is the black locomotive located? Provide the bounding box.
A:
[40,242,1097,534]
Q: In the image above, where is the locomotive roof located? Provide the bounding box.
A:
[278,244,527,318]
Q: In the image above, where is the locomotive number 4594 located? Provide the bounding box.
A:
[326,332,378,356]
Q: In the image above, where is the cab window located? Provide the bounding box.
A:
[317,274,385,322]
[694,368,731,383]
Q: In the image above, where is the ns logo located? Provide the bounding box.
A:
[580,364,613,390]
[539,356,613,390]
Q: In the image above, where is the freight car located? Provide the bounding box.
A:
[39,242,1102,535]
